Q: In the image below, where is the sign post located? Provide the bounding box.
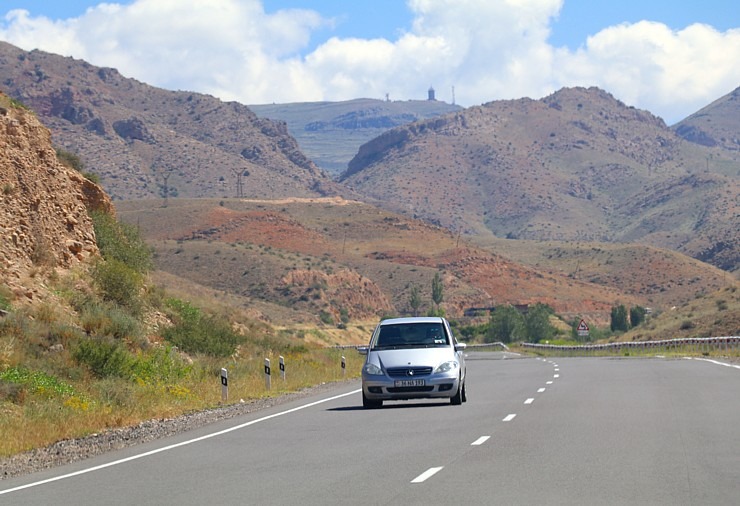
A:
[264,358,271,391]
[220,368,228,403]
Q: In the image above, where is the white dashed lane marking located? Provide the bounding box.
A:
[409,357,565,485]
[411,467,444,483]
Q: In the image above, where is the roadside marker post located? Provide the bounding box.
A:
[220,368,228,403]
[264,358,271,391]
[341,356,346,377]
[279,355,286,382]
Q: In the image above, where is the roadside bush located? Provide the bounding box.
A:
[91,211,152,274]
[80,302,142,342]
[131,346,191,383]
[72,337,135,379]
[92,259,143,314]
[164,314,245,357]
[163,299,246,357]
[487,305,524,343]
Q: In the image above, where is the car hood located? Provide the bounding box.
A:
[370,348,456,369]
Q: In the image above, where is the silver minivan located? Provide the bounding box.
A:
[359,317,467,408]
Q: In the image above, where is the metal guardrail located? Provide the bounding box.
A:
[332,342,510,351]
[465,342,509,351]
[521,336,740,356]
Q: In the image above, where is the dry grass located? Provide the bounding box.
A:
[0,347,363,457]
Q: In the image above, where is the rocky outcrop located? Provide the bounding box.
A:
[0,92,111,297]
[281,269,393,320]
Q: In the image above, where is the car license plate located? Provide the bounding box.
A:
[394,379,425,387]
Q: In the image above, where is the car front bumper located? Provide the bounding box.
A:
[362,373,461,401]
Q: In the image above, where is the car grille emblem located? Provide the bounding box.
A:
[407,369,414,376]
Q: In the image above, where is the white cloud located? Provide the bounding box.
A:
[1,0,739,123]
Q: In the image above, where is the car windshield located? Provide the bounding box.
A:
[372,323,449,349]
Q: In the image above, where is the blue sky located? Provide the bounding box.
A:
[1,1,739,123]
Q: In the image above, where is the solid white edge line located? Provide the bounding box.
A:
[471,436,490,446]
[524,398,534,405]
[411,466,444,483]
[687,357,740,370]
[503,414,517,422]
[0,388,362,496]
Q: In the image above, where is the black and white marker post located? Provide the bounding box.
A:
[341,355,346,377]
[279,355,285,382]
[264,358,271,391]
[220,368,228,403]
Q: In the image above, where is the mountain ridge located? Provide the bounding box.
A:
[340,86,739,271]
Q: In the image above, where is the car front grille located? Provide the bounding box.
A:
[386,366,434,378]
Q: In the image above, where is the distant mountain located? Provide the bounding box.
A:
[249,98,461,176]
[2,41,736,272]
[341,87,739,271]
[673,86,740,151]
[0,41,343,201]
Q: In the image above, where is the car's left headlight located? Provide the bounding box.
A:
[435,361,459,374]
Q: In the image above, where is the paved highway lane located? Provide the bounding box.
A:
[1,353,738,505]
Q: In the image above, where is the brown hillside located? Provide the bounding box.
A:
[118,198,646,327]
[0,41,344,202]
[673,86,740,152]
[341,87,739,271]
[473,237,733,310]
[0,92,110,301]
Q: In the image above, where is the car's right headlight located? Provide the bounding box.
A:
[363,362,383,376]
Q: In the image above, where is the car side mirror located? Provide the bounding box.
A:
[357,346,368,355]
[454,342,467,352]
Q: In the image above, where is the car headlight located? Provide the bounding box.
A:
[363,363,383,376]
[435,361,459,374]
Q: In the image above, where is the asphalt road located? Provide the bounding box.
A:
[2,353,738,505]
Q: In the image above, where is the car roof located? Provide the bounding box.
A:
[379,317,446,326]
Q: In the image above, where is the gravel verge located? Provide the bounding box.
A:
[1,380,356,481]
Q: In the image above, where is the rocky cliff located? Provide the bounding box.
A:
[0,92,111,301]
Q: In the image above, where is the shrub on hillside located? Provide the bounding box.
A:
[92,259,144,314]
[91,211,152,275]
[55,148,84,172]
[163,299,247,357]
[72,337,135,379]
[0,284,12,311]
[79,301,143,343]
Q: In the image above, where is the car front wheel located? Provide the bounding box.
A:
[362,391,383,409]
[450,379,463,405]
